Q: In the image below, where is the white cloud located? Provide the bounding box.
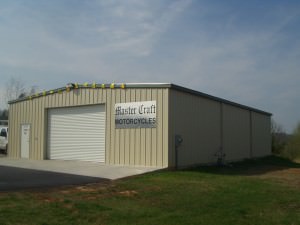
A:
[0,0,193,75]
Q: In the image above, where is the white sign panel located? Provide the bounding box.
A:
[115,101,156,128]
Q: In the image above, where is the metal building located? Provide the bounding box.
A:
[8,83,271,168]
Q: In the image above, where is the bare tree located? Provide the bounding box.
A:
[28,85,39,96]
[2,77,39,108]
[0,109,8,121]
[271,119,284,134]
[271,119,288,154]
[283,122,300,160]
[3,77,26,107]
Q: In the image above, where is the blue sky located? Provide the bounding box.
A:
[0,0,299,133]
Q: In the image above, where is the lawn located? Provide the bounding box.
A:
[0,156,300,225]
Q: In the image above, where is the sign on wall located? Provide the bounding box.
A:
[115,101,156,128]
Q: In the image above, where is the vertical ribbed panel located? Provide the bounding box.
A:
[169,89,221,167]
[8,87,169,167]
[222,104,251,161]
[251,112,271,157]
[48,105,105,162]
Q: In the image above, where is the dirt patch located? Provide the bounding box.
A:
[249,166,300,188]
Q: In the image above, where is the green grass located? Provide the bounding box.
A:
[1,156,300,225]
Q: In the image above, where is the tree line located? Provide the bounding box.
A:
[1,77,38,120]
[0,109,8,120]
[272,119,300,160]
[1,77,38,107]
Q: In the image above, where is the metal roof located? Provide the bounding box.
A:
[8,82,272,116]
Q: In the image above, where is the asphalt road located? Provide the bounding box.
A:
[0,165,108,192]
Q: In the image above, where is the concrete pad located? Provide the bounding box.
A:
[0,157,161,180]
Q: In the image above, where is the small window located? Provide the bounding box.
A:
[0,129,7,138]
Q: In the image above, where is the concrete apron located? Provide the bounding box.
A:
[0,157,161,180]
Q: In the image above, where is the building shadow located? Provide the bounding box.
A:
[183,155,300,176]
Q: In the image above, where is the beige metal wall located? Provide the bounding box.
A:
[222,104,251,161]
[169,89,221,167]
[251,111,271,157]
[169,89,271,167]
[8,87,169,168]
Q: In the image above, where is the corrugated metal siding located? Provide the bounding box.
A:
[251,111,271,157]
[8,87,169,168]
[9,85,270,167]
[222,104,251,161]
[169,89,271,167]
[107,88,169,167]
[169,89,221,167]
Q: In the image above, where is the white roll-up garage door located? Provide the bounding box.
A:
[48,105,105,162]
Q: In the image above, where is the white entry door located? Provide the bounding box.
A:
[21,124,30,158]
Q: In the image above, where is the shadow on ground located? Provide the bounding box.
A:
[185,155,300,176]
[0,165,109,192]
